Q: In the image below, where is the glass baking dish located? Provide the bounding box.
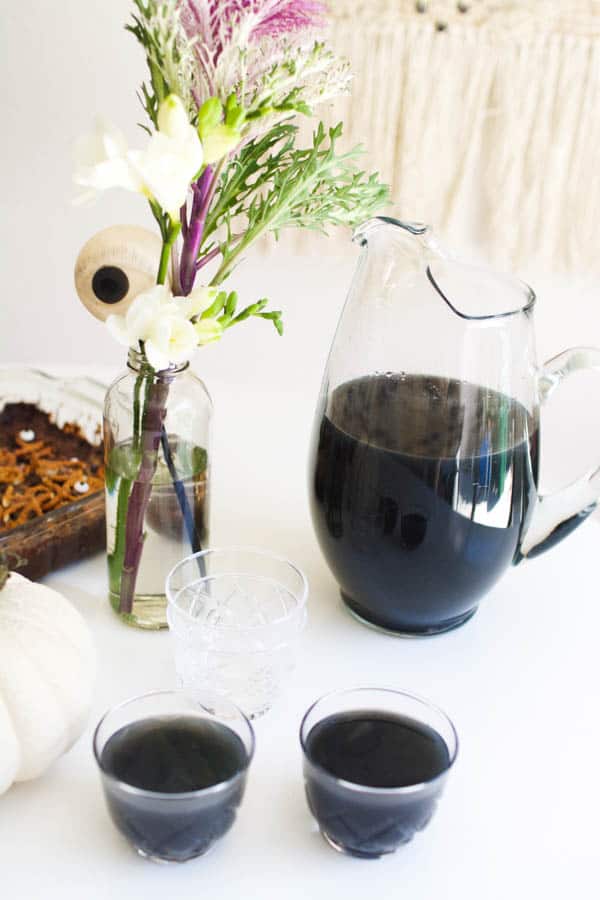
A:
[0,368,106,580]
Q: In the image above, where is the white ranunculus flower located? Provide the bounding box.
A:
[73,95,203,215]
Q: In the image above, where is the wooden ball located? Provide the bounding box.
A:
[74,225,166,322]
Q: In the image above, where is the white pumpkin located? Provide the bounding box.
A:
[0,571,96,794]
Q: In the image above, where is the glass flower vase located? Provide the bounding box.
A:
[103,350,211,629]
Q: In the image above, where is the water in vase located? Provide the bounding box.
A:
[105,438,209,629]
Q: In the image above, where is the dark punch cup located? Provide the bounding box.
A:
[300,689,458,858]
[93,691,254,863]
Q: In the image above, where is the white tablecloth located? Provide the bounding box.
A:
[1,376,598,899]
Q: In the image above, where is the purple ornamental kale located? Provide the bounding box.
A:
[181,0,327,58]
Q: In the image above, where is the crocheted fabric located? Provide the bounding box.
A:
[332,1,600,36]
[290,1,600,271]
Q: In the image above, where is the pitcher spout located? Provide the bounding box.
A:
[353,215,535,321]
[352,216,430,247]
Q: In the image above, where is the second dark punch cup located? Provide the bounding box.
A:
[300,688,458,859]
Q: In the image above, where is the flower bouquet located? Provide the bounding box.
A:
[74,0,388,627]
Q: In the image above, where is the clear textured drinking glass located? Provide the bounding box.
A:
[166,548,308,719]
[300,688,458,859]
[93,689,254,863]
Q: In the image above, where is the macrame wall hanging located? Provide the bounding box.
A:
[293,1,600,273]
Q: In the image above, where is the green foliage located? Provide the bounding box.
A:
[124,3,389,345]
[107,445,142,488]
[174,442,208,477]
[191,446,208,475]
[198,289,283,337]
[241,41,343,125]
[206,122,390,284]
[197,98,223,134]
[197,97,243,165]
[127,0,195,127]
[224,94,246,131]
[127,1,168,126]
[202,123,298,246]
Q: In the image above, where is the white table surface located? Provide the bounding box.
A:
[1,372,599,899]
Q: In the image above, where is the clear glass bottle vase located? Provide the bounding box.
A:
[103,350,211,629]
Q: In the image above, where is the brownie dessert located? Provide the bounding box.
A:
[0,402,106,579]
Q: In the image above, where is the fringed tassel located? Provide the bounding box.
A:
[275,7,600,274]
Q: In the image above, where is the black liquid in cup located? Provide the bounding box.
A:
[94,694,254,863]
[301,690,458,859]
[310,373,538,634]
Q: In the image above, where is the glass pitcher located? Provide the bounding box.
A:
[309,218,600,636]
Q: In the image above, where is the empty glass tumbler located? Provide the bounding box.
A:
[166,549,308,718]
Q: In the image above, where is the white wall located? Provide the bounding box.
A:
[2,0,600,491]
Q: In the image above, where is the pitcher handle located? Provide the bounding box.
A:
[519,347,600,560]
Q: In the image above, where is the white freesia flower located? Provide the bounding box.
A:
[195,318,224,346]
[73,119,142,204]
[129,96,204,215]
[106,284,168,344]
[145,307,198,370]
[175,284,218,319]
[157,92,192,141]
[201,125,241,165]
[73,95,203,216]
[106,284,198,371]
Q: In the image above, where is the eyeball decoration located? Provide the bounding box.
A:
[74,224,166,322]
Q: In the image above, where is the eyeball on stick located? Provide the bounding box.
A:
[74,225,166,322]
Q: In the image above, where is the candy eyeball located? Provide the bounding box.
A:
[91,266,130,304]
[74,225,167,322]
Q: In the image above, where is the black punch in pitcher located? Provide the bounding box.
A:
[309,218,600,635]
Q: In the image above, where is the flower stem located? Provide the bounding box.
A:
[118,373,172,614]
[159,428,202,558]
[116,216,181,616]
[195,244,222,272]
[132,373,143,452]
[180,167,213,295]
[157,222,180,285]
[180,160,225,295]
[108,475,133,595]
